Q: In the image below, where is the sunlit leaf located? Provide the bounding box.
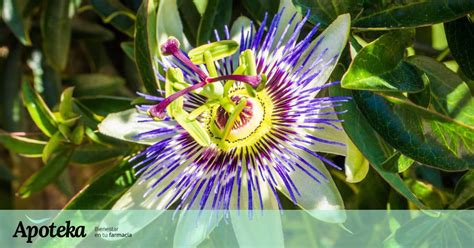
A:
[342,30,424,92]
[21,82,58,137]
[0,130,46,157]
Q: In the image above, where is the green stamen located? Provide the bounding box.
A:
[221,98,247,140]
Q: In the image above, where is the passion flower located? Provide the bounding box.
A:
[100,11,350,217]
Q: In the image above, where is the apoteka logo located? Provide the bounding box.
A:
[12,216,86,243]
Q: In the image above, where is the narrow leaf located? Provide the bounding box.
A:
[21,82,58,137]
[196,0,232,45]
[90,0,135,37]
[0,130,46,157]
[2,0,31,45]
[64,158,136,209]
[18,148,74,198]
[41,0,72,70]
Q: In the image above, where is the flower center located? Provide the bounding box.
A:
[216,96,253,130]
[206,88,274,152]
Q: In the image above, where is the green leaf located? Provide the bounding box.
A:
[21,82,58,137]
[135,0,160,94]
[120,41,135,61]
[407,55,474,127]
[71,18,115,41]
[293,0,474,29]
[73,100,103,128]
[242,0,279,23]
[330,84,426,209]
[196,0,232,45]
[406,179,446,209]
[42,131,66,163]
[71,143,129,164]
[18,147,74,198]
[41,0,72,71]
[68,74,125,96]
[450,170,474,209]
[0,130,46,157]
[78,96,132,116]
[381,152,414,173]
[1,0,31,45]
[387,212,474,247]
[70,122,84,145]
[342,30,424,92]
[445,16,474,80]
[59,87,76,120]
[90,0,135,37]
[0,43,22,131]
[352,90,474,171]
[178,0,201,46]
[64,158,136,209]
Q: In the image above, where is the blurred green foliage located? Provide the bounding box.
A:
[0,0,472,214]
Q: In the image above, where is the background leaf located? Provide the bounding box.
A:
[330,84,426,209]
[135,0,160,94]
[445,16,474,80]
[449,170,474,209]
[293,0,474,29]
[196,0,232,45]
[64,158,136,209]
[352,90,474,171]
[68,74,126,96]
[90,0,136,37]
[1,0,31,45]
[41,0,72,71]
[18,147,74,198]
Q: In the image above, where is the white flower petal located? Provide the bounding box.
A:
[298,14,351,94]
[230,175,284,247]
[303,109,348,156]
[100,159,188,240]
[98,109,178,145]
[281,147,346,223]
[173,174,223,247]
[274,0,302,50]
